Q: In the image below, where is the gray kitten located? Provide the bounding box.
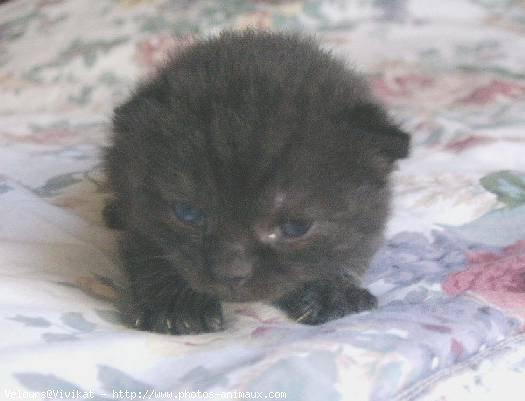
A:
[104,30,409,334]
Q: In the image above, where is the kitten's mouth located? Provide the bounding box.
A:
[191,271,294,302]
[211,280,265,302]
[209,278,294,303]
[220,282,257,302]
[225,277,249,290]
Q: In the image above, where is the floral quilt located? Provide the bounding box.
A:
[1,1,525,400]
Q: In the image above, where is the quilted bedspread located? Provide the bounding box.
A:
[1,1,525,400]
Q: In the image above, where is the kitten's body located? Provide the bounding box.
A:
[105,30,409,334]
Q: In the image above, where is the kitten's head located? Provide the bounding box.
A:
[113,30,409,302]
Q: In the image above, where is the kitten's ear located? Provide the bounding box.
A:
[339,103,410,162]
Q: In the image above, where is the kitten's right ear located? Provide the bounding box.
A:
[338,103,411,162]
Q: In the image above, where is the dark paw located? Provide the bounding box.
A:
[276,281,377,325]
[132,291,224,335]
[102,199,125,230]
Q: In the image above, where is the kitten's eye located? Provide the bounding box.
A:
[174,203,206,225]
[280,220,311,239]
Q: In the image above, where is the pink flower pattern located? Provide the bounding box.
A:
[457,80,525,105]
[443,240,525,322]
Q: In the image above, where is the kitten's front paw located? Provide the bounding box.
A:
[276,281,377,325]
[132,291,224,335]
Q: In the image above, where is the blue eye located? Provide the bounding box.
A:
[174,203,206,225]
[280,220,311,238]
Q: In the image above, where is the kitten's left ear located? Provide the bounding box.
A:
[339,103,410,162]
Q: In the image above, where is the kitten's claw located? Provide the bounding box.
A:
[132,292,224,335]
[205,316,223,332]
[277,280,377,325]
[203,298,224,332]
[295,309,314,323]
